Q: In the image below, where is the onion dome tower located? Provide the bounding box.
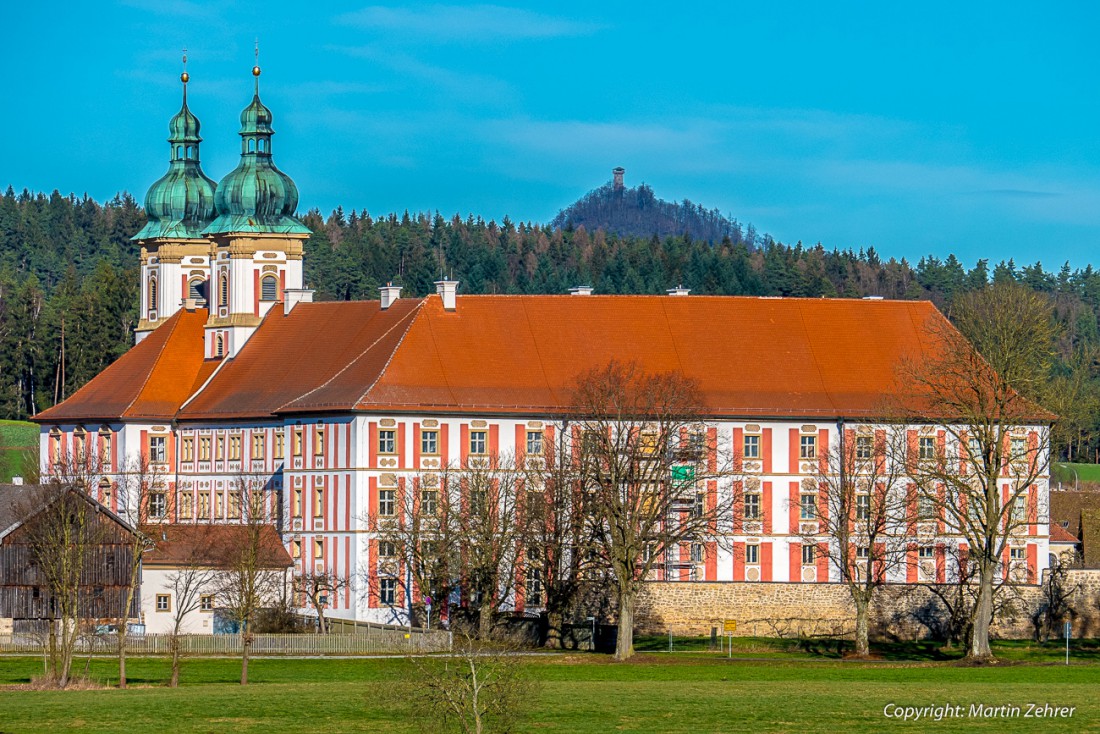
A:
[200,52,311,359]
[133,57,219,344]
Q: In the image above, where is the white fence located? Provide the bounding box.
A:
[0,630,453,655]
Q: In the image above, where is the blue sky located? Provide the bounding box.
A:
[4,2,1100,266]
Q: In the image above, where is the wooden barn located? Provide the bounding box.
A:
[0,483,139,626]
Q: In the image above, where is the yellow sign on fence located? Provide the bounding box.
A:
[723,620,737,633]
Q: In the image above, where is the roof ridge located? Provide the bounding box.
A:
[123,310,185,418]
[280,299,426,411]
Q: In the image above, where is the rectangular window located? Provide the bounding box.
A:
[314,426,325,455]
[1012,495,1027,523]
[469,430,487,455]
[200,595,214,612]
[100,430,112,468]
[292,427,303,457]
[379,489,395,517]
[801,544,816,565]
[744,493,760,520]
[638,431,659,456]
[856,494,871,521]
[380,578,397,606]
[149,492,167,519]
[178,492,193,520]
[526,568,543,606]
[800,493,817,521]
[1010,437,1027,464]
[743,434,760,460]
[918,546,934,560]
[291,539,301,558]
[421,430,438,455]
[1010,547,1026,561]
[856,546,869,560]
[216,436,225,461]
[274,430,285,459]
[691,543,705,563]
[314,538,324,560]
[855,435,872,460]
[379,430,396,454]
[799,434,816,460]
[420,489,437,516]
[252,433,265,461]
[198,492,210,518]
[292,488,303,518]
[182,437,194,462]
[469,488,487,516]
[918,436,936,460]
[228,491,241,520]
[745,544,759,565]
[156,594,171,612]
[692,491,705,518]
[228,434,241,461]
[314,488,325,518]
[379,540,396,558]
[149,435,167,463]
[526,431,544,456]
[199,436,211,462]
[215,491,224,518]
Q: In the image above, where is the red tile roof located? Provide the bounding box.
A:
[141,523,293,568]
[1050,523,1079,544]
[34,309,216,423]
[40,295,1042,423]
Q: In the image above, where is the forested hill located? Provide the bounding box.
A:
[4,187,1100,461]
[550,180,745,244]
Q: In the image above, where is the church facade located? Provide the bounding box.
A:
[33,68,1053,626]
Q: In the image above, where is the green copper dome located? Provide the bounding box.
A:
[134,80,218,241]
[203,72,310,236]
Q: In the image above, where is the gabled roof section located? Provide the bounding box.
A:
[1050,522,1079,544]
[180,299,422,420]
[141,523,292,568]
[33,309,214,424]
[0,484,134,542]
[352,295,946,418]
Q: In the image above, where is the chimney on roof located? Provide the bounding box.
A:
[434,279,459,311]
[666,285,691,296]
[284,288,315,315]
[379,282,402,310]
[569,285,594,296]
[181,297,197,311]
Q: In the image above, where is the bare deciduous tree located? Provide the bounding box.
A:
[898,283,1057,660]
[295,570,351,634]
[570,360,733,661]
[801,425,909,656]
[215,476,286,685]
[164,527,216,688]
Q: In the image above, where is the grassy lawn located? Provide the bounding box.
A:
[0,650,1097,733]
[1052,461,1100,485]
[0,419,37,482]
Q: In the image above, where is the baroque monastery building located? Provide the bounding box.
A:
[33,67,1053,626]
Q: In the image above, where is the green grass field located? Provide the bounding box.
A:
[0,419,37,483]
[1,648,1098,733]
[1051,461,1100,485]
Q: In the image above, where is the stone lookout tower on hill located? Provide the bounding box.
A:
[612,166,625,190]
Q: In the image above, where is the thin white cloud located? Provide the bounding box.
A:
[336,4,602,40]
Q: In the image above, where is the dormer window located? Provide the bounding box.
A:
[215,334,224,358]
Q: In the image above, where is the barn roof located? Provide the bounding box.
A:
[141,523,293,568]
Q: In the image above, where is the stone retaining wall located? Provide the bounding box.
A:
[636,569,1100,640]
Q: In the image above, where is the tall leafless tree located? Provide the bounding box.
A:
[897,283,1057,660]
[164,534,216,687]
[800,425,910,656]
[569,360,733,661]
[295,570,351,634]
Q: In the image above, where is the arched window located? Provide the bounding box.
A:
[248,138,256,153]
[98,478,112,507]
[186,146,194,159]
[215,334,224,357]
[176,145,183,159]
[260,275,278,301]
[258,139,266,153]
[49,427,62,465]
[188,278,206,302]
[219,274,228,306]
[148,277,158,309]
